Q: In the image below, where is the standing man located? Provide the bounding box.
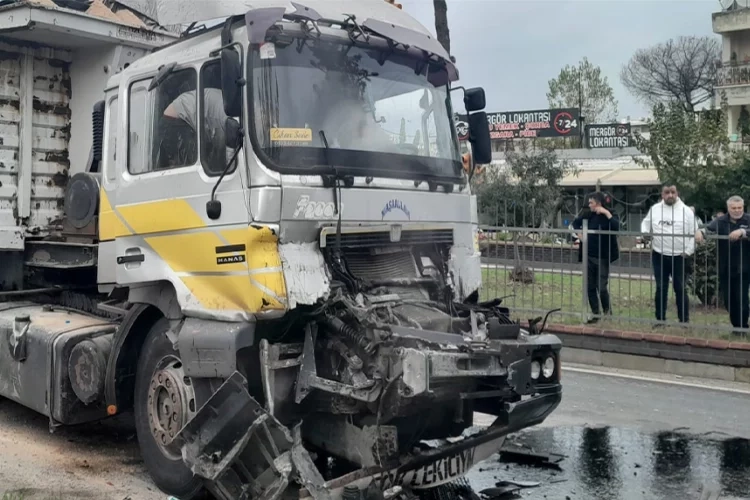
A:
[573,192,620,324]
[700,196,750,334]
[641,184,700,325]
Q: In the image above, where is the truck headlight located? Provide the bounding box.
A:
[531,360,541,380]
[542,356,555,378]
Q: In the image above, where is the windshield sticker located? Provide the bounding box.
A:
[271,128,313,142]
[382,199,411,221]
[259,42,276,60]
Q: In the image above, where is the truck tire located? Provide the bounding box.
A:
[133,317,212,499]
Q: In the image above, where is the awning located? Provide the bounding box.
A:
[0,0,177,49]
[560,159,659,188]
[601,167,660,186]
[561,168,617,187]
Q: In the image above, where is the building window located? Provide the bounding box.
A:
[128,68,198,174]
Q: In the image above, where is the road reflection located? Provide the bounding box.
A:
[467,426,750,500]
[720,437,750,498]
[579,427,622,499]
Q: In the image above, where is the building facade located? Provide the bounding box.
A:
[714,1,750,140]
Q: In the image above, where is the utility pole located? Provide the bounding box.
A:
[578,62,585,149]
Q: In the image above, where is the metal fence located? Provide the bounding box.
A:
[478,221,750,340]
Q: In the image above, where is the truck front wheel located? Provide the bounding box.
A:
[133,318,212,499]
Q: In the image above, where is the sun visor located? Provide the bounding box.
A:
[119,0,458,80]
[245,7,288,44]
[361,18,458,81]
[243,1,458,81]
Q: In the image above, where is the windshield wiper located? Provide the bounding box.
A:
[319,130,356,288]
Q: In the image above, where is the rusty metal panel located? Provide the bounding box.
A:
[0,47,21,248]
[0,41,72,249]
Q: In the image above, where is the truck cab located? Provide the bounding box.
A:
[0,2,562,499]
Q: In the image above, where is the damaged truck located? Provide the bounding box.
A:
[0,0,562,498]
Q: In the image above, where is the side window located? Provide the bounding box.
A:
[200,61,235,176]
[128,68,198,174]
[105,95,118,182]
[128,82,149,174]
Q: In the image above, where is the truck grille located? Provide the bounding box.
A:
[345,250,418,280]
[324,229,453,249]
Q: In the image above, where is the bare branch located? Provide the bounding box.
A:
[621,36,720,112]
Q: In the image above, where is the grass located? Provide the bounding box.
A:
[480,267,744,340]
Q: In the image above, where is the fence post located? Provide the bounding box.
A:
[581,218,589,323]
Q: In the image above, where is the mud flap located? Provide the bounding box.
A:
[178,371,294,500]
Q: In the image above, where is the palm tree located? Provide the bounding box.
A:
[433,0,450,54]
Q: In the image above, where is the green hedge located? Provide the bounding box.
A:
[690,239,721,307]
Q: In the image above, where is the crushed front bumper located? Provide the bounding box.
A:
[178,371,562,500]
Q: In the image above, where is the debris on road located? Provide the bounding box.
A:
[478,484,521,499]
[497,444,566,469]
[496,480,540,488]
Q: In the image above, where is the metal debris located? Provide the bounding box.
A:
[498,444,565,469]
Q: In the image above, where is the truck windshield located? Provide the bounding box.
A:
[249,37,462,181]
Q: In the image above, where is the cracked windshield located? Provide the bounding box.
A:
[3,1,750,500]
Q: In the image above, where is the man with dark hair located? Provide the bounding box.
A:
[641,183,700,325]
[573,191,620,323]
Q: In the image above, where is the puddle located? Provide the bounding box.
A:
[467,426,750,499]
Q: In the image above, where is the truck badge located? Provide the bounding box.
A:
[293,195,338,219]
[381,199,411,220]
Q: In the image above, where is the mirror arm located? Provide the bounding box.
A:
[211,41,245,61]
[211,143,243,203]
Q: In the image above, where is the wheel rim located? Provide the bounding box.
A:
[147,356,196,460]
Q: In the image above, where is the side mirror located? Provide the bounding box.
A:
[464,87,486,112]
[221,48,243,117]
[225,117,242,149]
[468,112,492,165]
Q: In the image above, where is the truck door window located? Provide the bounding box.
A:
[127,68,198,174]
[200,61,235,176]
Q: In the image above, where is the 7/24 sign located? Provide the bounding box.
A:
[554,111,577,135]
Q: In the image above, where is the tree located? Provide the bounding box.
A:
[547,57,619,124]
[474,143,574,282]
[399,118,407,144]
[634,96,750,305]
[632,98,736,215]
[621,36,721,112]
[433,0,450,54]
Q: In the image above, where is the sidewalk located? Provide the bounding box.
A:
[539,322,750,385]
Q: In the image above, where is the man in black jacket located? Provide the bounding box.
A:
[700,195,750,334]
[573,192,621,324]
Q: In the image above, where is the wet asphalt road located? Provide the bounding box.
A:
[468,366,750,500]
[1,365,750,499]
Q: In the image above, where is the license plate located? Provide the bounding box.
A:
[377,447,476,490]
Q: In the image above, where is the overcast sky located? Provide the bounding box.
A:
[398,0,720,120]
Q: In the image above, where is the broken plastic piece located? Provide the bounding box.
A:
[178,371,294,500]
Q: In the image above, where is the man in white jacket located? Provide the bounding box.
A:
[641,184,700,324]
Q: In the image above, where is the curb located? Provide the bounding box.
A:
[536,323,750,384]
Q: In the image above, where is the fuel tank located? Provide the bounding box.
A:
[0,302,116,425]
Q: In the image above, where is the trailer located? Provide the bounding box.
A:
[0,1,563,499]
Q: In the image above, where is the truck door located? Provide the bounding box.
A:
[104,60,286,319]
